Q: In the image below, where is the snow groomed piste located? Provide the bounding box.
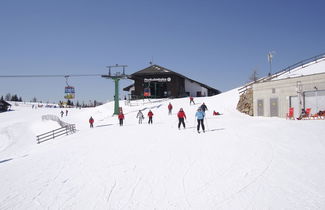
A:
[0,89,325,209]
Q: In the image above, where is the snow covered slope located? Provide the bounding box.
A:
[0,89,325,209]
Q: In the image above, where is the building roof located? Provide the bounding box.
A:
[130,64,220,93]
[0,100,11,106]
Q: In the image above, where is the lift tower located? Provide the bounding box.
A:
[102,64,129,115]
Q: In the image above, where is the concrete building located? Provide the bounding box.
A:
[124,64,220,99]
[252,53,325,118]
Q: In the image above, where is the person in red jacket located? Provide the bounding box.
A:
[177,108,186,129]
[189,96,195,105]
[89,116,94,128]
[147,110,154,124]
[118,111,124,126]
[168,102,173,115]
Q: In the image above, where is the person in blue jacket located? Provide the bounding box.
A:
[195,108,205,133]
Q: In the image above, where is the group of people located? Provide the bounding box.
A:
[88,101,219,133]
[60,110,68,117]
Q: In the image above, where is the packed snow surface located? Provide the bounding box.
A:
[1,89,325,209]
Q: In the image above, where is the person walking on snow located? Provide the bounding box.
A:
[136,110,144,124]
[195,108,205,133]
[89,116,94,128]
[200,102,208,112]
[177,108,187,129]
[190,96,195,105]
[118,111,125,126]
[168,103,173,115]
[147,110,154,124]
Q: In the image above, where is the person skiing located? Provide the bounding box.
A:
[168,102,173,115]
[200,102,208,112]
[89,116,94,128]
[118,111,124,126]
[147,110,154,124]
[60,110,64,117]
[177,108,186,129]
[190,96,195,105]
[195,108,205,133]
[136,110,144,124]
[66,109,68,116]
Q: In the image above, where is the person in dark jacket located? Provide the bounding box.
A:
[118,111,124,126]
[147,110,154,124]
[200,103,208,112]
[177,108,187,129]
[89,116,94,128]
[195,108,205,133]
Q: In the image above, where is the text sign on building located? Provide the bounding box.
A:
[144,77,171,83]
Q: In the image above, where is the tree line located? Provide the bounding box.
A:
[1,93,23,102]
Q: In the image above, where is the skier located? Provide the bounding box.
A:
[190,96,195,105]
[177,108,186,129]
[60,110,64,117]
[89,116,94,128]
[136,110,144,124]
[147,110,154,124]
[195,108,205,133]
[66,109,68,116]
[118,111,124,126]
[200,102,208,112]
[168,102,173,115]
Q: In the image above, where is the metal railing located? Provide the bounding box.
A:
[238,52,325,94]
[36,124,76,144]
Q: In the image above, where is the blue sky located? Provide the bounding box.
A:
[1,0,324,103]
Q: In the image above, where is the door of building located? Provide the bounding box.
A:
[270,98,279,117]
[257,99,264,116]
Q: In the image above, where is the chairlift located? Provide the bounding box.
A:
[64,76,75,99]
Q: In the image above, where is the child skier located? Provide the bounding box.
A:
[118,111,125,126]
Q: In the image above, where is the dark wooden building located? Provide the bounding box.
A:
[0,100,11,112]
[124,64,220,98]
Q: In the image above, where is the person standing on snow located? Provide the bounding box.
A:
[136,110,144,124]
[147,110,154,124]
[195,108,205,133]
[66,109,68,116]
[200,102,208,112]
[190,96,195,105]
[177,108,186,129]
[60,110,64,117]
[118,111,125,126]
[89,116,94,128]
[168,102,173,115]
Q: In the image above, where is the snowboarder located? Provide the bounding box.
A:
[200,102,208,112]
[190,96,195,105]
[195,108,205,133]
[89,116,94,128]
[60,110,64,117]
[118,111,124,126]
[168,102,173,115]
[136,110,144,124]
[177,108,186,129]
[147,110,154,124]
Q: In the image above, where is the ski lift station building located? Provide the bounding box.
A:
[251,53,325,118]
[123,64,220,99]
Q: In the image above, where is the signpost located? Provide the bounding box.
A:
[102,64,129,115]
